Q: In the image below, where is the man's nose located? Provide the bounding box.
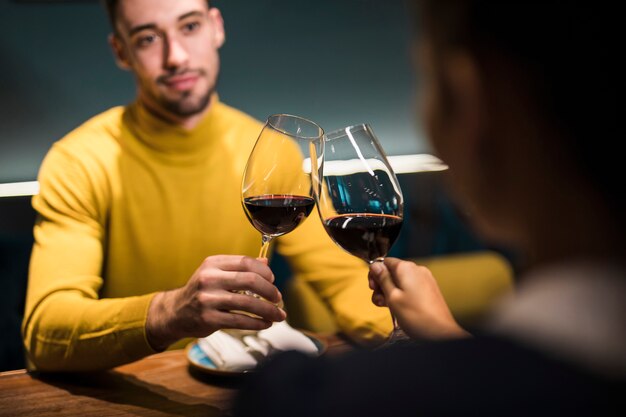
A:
[164,36,189,69]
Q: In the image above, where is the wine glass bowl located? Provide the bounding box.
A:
[242,114,324,258]
[322,213,403,264]
[314,124,404,263]
[242,195,315,238]
[313,123,407,345]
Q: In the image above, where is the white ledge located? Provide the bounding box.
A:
[0,154,447,198]
[0,181,40,198]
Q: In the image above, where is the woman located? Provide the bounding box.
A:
[234,2,625,416]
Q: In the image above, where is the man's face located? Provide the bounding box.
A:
[112,0,224,120]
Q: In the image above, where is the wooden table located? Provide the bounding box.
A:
[0,334,350,417]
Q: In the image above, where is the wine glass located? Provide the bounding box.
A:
[312,124,408,345]
[242,114,324,260]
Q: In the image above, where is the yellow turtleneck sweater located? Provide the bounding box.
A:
[22,97,392,371]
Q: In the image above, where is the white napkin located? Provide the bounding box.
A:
[198,321,319,372]
[197,331,258,372]
[257,321,319,354]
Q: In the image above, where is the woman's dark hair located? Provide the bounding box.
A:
[413,0,621,212]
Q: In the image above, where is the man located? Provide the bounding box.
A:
[22,0,391,371]
[233,1,625,416]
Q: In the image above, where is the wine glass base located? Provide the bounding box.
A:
[376,327,412,350]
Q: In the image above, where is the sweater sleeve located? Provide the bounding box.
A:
[22,143,157,371]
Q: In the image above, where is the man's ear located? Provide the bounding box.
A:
[441,52,485,150]
[208,7,226,48]
[109,33,131,71]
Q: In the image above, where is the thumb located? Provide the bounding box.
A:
[369,261,396,296]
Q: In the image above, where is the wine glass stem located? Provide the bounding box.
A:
[371,258,398,329]
[254,234,283,307]
[391,313,401,331]
[259,234,272,259]
[371,258,409,344]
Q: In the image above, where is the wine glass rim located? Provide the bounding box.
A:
[266,113,324,140]
[324,123,371,140]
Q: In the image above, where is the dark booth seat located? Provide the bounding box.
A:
[0,195,35,371]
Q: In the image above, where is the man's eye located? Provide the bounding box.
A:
[136,33,159,48]
[181,21,201,34]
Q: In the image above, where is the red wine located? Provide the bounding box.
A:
[243,194,315,236]
[323,214,403,262]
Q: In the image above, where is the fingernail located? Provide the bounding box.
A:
[370,262,383,274]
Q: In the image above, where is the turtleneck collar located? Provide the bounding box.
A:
[124,93,222,157]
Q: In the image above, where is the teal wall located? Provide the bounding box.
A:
[0,0,428,183]
[0,1,499,372]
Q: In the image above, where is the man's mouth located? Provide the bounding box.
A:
[160,72,201,92]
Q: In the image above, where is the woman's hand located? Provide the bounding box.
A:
[369,258,470,340]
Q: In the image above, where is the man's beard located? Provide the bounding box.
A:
[147,69,217,118]
[159,88,213,117]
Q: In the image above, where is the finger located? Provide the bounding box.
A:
[368,268,380,290]
[370,274,386,306]
[369,261,396,296]
[368,272,383,299]
[371,292,387,307]
[217,292,287,322]
[218,271,283,304]
[210,310,274,331]
[383,257,405,288]
[204,255,275,283]
[368,275,376,290]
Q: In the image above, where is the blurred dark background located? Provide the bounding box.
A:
[0,0,510,371]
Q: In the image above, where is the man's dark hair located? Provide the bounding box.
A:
[101,0,123,31]
[412,0,621,213]
[102,0,212,32]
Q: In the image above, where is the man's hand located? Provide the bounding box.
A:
[368,258,469,341]
[146,255,286,351]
